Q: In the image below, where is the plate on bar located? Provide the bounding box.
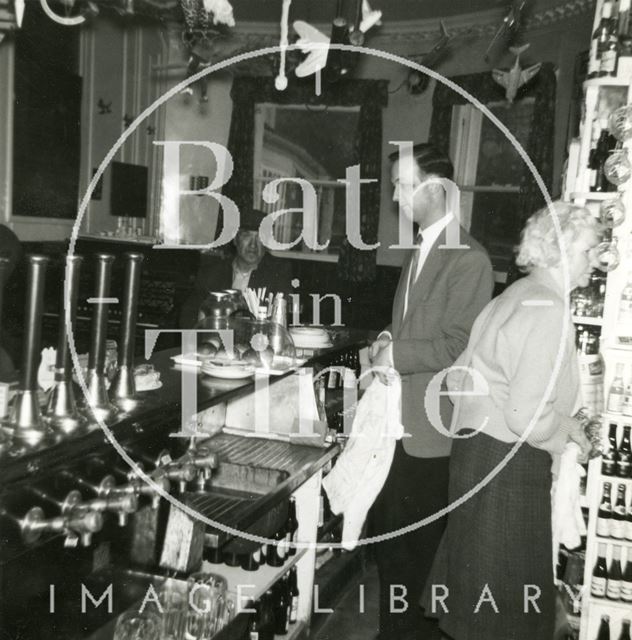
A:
[201,359,255,379]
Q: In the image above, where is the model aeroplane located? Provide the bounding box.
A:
[491,43,541,103]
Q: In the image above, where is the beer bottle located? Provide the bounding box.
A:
[273,576,291,635]
[620,619,632,640]
[617,425,632,477]
[266,527,286,568]
[591,543,609,598]
[597,615,611,640]
[598,482,613,537]
[247,604,260,640]
[288,566,300,624]
[608,365,626,414]
[286,497,299,557]
[622,558,632,602]
[607,545,623,600]
[603,423,620,476]
[626,495,632,541]
[612,484,627,539]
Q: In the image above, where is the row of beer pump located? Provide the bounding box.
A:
[0,252,221,549]
[0,251,147,450]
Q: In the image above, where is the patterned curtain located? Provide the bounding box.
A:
[222,76,388,283]
[428,63,557,226]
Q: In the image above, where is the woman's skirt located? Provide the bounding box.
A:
[421,431,555,640]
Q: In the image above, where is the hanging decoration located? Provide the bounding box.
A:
[405,21,455,95]
[492,43,541,103]
[274,0,292,91]
[484,0,528,63]
[293,0,382,82]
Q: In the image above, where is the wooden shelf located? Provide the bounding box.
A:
[588,596,632,610]
[601,411,632,423]
[570,192,620,202]
[584,77,631,88]
[595,536,632,549]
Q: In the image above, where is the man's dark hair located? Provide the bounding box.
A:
[388,143,454,180]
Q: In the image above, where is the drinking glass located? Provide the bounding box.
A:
[593,236,621,272]
[609,104,632,141]
[604,148,632,186]
[160,579,188,640]
[114,609,160,640]
[185,574,215,640]
[600,197,626,229]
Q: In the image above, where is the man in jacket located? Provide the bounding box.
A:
[369,144,494,640]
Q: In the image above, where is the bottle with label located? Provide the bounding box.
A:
[624,382,632,417]
[578,329,605,415]
[286,497,299,557]
[272,576,291,635]
[612,484,628,538]
[617,425,632,477]
[601,23,620,76]
[594,127,617,192]
[288,566,300,624]
[618,272,632,346]
[592,2,616,78]
[591,543,609,597]
[620,619,632,640]
[598,482,613,536]
[266,527,287,567]
[620,0,631,35]
[607,545,623,599]
[626,498,632,540]
[247,604,261,640]
[622,559,632,602]
[603,423,620,475]
[608,364,626,413]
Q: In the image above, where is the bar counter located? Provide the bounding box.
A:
[0,329,370,640]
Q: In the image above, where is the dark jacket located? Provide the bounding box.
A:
[179,252,293,329]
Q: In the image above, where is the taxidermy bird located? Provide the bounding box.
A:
[492,43,541,103]
[407,20,454,95]
[293,0,382,78]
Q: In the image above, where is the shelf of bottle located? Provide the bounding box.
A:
[595,535,632,548]
[201,548,307,603]
[604,343,632,355]
[588,596,632,611]
[583,77,632,89]
[602,411,632,424]
[570,192,620,202]
[574,316,604,326]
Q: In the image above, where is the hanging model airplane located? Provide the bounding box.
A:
[485,0,527,63]
[492,43,541,103]
[293,0,382,78]
[406,20,455,94]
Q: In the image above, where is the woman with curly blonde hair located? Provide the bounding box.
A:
[421,202,601,640]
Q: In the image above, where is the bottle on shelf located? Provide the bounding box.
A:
[620,619,632,640]
[591,542,609,598]
[597,615,611,640]
[620,0,631,36]
[608,364,626,413]
[260,590,275,640]
[266,526,287,568]
[617,271,632,346]
[617,425,631,477]
[593,124,619,192]
[286,497,299,557]
[288,566,300,625]
[626,494,632,540]
[598,482,613,536]
[603,423,620,475]
[272,575,291,636]
[601,22,621,76]
[591,2,616,78]
[612,485,628,539]
[607,544,623,599]
[624,382,632,416]
[622,558,632,602]
[247,603,261,640]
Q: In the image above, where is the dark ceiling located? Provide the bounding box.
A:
[229,0,536,23]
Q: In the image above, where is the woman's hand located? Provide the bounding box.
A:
[568,422,593,464]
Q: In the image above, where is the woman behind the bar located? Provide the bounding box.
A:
[421,202,599,640]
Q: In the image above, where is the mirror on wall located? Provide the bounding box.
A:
[253,103,360,256]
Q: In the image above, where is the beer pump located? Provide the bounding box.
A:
[110,253,144,411]
[80,254,118,422]
[0,256,12,454]
[2,255,49,448]
[44,255,87,434]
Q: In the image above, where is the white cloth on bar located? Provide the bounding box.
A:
[322,376,404,550]
[551,442,587,571]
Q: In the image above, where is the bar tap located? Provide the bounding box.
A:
[81,254,118,422]
[184,445,220,491]
[57,470,139,526]
[2,255,49,448]
[44,255,87,435]
[1,505,103,547]
[110,253,144,412]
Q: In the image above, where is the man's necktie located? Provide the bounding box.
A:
[403,233,423,318]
